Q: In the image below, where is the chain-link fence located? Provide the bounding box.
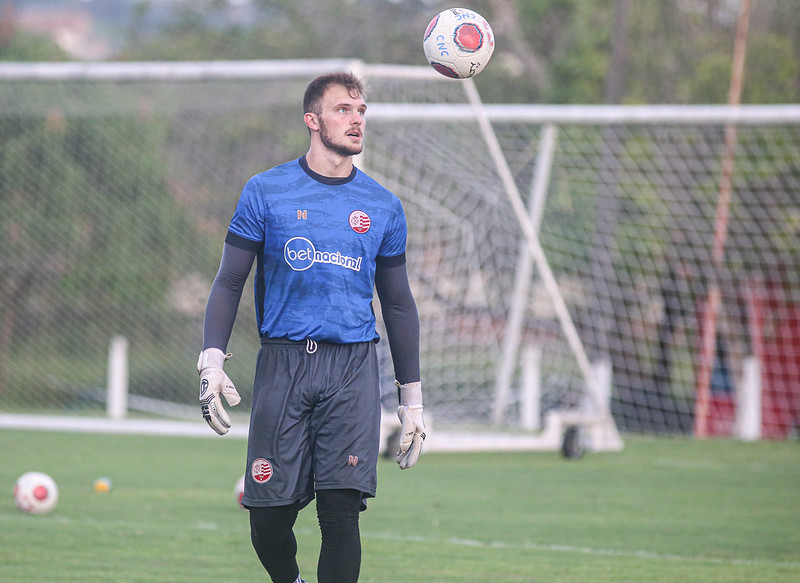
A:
[1,61,799,440]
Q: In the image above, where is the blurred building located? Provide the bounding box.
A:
[3,1,111,59]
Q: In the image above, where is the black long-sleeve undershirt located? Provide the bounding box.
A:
[374,256,420,385]
[202,242,254,352]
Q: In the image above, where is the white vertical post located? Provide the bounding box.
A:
[492,123,558,424]
[583,359,612,414]
[736,355,761,441]
[107,335,129,420]
[520,344,542,431]
[464,80,606,416]
[593,359,613,412]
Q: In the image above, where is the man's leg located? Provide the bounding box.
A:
[250,503,303,583]
[316,489,363,583]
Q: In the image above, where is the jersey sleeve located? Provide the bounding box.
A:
[378,196,408,259]
[227,176,267,244]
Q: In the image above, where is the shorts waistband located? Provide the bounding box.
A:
[260,336,309,346]
[260,336,320,353]
[260,336,378,353]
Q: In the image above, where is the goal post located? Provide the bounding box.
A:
[493,122,558,425]
[465,79,622,451]
[0,60,799,449]
[364,86,800,447]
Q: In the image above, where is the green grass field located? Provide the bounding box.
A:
[1,428,798,583]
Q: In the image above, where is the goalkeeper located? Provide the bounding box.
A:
[196,71,425,583]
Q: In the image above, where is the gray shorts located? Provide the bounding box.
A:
[242,338,381,510]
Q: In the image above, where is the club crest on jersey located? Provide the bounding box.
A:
[349,210,371,234]
[251,458,273,484]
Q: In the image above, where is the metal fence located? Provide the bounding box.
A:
[1,60,798,441]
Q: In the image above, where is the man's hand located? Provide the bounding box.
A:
[197,348,241,435]
[396,381,426,469]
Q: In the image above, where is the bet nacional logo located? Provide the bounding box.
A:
[284,237,363,272]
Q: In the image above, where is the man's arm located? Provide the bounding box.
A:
[197,241,256,435]
[203,242,257,350]
[374,255,420,384]
[375,256,425,468]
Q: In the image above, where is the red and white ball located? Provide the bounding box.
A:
[13,471,59,515]
[233,474,245,509]
[423,8,495,79]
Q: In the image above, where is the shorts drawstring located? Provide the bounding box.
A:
[305,338,318,354]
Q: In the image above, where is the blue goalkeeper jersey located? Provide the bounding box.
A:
[226,157,408,344]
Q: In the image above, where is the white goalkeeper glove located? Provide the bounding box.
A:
[396,380,426,469]
[197,348,241,435]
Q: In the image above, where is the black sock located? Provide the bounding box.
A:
[249,503,302,583]
[316,489,363,583]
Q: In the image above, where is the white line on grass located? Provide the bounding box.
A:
[358,530,800,569]
[2,512,797,570]
[651,458,790,474]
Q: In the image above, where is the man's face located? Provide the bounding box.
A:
[315,84,367,157]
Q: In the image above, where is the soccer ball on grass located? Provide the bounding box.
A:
[233,474,245,509]
[423,8,495,79]
[13,471,59,515]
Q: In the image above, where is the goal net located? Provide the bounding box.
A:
[1,60,798,448]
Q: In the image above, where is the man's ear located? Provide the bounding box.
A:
[304,112,319,131]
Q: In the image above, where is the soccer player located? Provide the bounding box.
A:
[196,72,426,583]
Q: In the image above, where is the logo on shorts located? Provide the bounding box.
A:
[251,458,273,483]
[348,455,359,467]
[349,210,371,234]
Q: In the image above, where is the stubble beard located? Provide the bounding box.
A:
[318,117,363,158]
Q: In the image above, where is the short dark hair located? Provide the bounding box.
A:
[303,72,366,116]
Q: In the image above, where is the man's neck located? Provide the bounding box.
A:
[304,148,353,178]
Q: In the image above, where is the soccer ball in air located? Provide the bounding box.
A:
[13,471,59,515]
[423,8,495,79]
[233,474,245,509]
